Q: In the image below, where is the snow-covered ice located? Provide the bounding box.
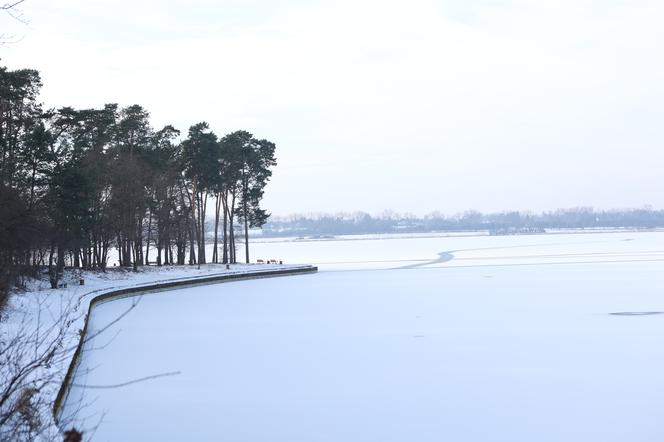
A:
[63,232,664,441]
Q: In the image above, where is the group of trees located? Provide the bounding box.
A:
[0,64,276,296]
[262,207,664,237]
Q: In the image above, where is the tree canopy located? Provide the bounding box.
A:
[0,64,277,295]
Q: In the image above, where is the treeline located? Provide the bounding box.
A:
[0,65,276,294]
[262,207,664,237]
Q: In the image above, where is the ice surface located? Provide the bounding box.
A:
[63,232,664,441]
[250,230,664,270]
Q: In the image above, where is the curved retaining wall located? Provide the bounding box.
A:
[52,265,318,424]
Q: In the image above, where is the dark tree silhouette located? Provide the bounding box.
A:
[0,62,278,300]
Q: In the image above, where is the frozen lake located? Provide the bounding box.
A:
[63,231,664,441]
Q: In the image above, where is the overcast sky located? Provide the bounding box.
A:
[3,0,663,216]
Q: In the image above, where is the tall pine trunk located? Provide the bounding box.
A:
[198,192,207,264]
[222,193,229,264]
[213,195,221,263]
[228,192,236,263]
[243,196,249,264]
[145,208,153,265]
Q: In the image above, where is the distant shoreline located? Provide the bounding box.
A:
[249,227,664,244]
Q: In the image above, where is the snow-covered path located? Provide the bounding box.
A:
[4,262,313,440]
[64,232,664,441]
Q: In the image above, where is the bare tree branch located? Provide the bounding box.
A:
[1,0,26,10]
[0,0,27,46]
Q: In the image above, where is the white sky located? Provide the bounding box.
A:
[3,0,663,216]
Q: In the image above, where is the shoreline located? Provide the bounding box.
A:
[248,227,664,244]
[47,264,317,428]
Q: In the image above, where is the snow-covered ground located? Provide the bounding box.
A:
[63,231,664,441]
[3,263,309,440]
